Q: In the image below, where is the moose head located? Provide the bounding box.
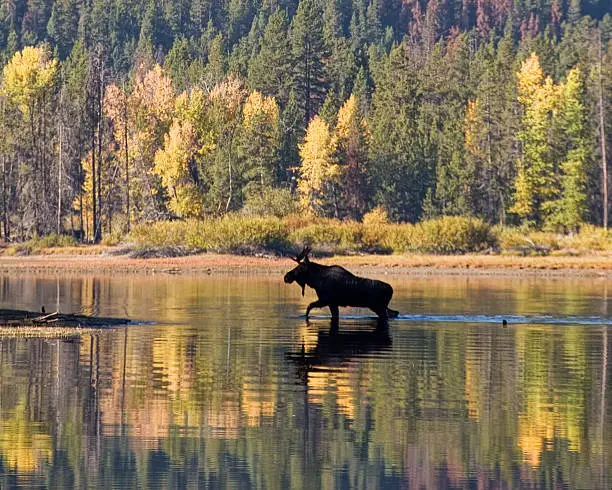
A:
[284,246,311,296]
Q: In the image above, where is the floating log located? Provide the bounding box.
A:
[0,309,131,329]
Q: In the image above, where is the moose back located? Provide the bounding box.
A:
[284,247,399,321]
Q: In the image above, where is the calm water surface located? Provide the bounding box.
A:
[0,273,611,489]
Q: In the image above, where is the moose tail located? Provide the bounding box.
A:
[387,308,400,319]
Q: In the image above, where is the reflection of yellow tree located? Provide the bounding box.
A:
[516,326,585,467]
[0,401,52,472]
[307,367,367,421]
[4,274,610,489]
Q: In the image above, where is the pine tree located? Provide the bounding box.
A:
[47,0,79,59]
[247,9,293,106]
[424,35,474,218]
[291,0,328,127]
[165,37,192,91]
[368,43,434,222]
[548,67,590,230]
[463,34,519,224]
[239,90,281,199]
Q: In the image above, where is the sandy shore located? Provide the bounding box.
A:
[3,249,612,277]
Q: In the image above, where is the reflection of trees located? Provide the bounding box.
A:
[0,275,610,488]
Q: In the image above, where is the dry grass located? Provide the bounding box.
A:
[2,251,612,276]
[0,325,102,338]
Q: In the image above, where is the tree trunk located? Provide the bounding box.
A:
[598,29,608,229]
[1,155,7,241]
[123,85,130,232]
[29,102,39,235]
[57,89,64,235]
[95,69,103,243]
[91,97,97,243]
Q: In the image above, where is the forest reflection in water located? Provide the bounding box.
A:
[0,273,611,489]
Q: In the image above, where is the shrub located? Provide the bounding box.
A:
[6,233,79,255]
[130,215,290,254]
[129,221,188,247]
[560,225,612,251]
[385,217,496,254]
[361,207,392,251]
[496,224,612,255]
[243,188,298,218]
[130,215,496,255]
[289,221,363,253]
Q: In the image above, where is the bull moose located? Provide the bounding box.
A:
[284,247,400,321]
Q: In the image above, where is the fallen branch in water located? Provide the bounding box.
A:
[0,309,131,329]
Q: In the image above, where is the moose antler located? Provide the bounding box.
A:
[293,246,311,263]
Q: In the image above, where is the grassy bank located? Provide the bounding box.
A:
[2,252,612,277]
[127,214,612,257]
[127,215,497,256]
[3,215,612,259]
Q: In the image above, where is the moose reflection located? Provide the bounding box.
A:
[284,247,399,321]
[287,321,392,387]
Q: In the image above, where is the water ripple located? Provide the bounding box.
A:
[298,313,612,325]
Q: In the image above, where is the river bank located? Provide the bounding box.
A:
[3,248,612,277]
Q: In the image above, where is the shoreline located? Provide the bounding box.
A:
[3,250,612,277]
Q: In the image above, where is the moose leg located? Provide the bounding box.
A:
[387,308,400,319]
[305,300,327,320]
[329,305,339,320]
[371,306,388,321]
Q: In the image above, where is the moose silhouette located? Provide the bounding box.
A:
[286,321,392,386]
[284,246,399,321]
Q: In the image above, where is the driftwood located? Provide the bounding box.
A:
[0,309,131,329]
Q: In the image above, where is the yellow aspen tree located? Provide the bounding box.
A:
[298,115,341,216]
[335,94,369,218]
[104,65,175,220]
[154,119,206,217]
[510,53,558,224]
[208,76,247,213]
[464,99,485,159]
[1,46,57,114]
[1,46,57,234]
[104,83,135,230]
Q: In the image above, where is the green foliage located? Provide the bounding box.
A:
[242,188,297,217]
[291,0,328,125]
[289,221,363,253]
[368,43,435,222]
[511,53,558,224]
[130,215,290,253]
[496,224,612,254]
[129,215,496,255]
[383,217,497,254]
[0,0,611,244]
[11,233,78,254]
[547,67,591,231]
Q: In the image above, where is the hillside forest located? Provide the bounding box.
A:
[0,0,611,242]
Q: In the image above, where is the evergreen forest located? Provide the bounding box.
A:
[0,0,611,242]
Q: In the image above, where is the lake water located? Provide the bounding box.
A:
[0,273,611,489]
